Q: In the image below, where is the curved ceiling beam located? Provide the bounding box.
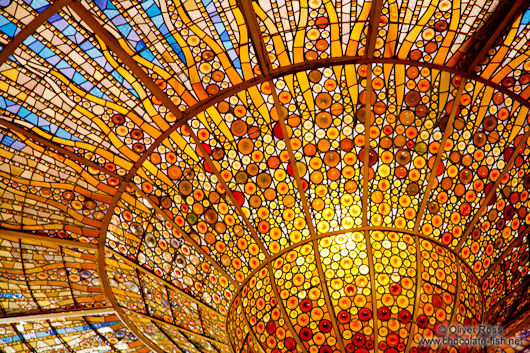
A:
[180,57,530,128]
[0,0,74,66]
[65,4,236,352]
[63,5,241,351]
[69,2,268,263]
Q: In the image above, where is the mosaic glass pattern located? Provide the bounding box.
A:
[2,0,530,351]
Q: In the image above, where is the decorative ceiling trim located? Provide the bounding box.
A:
[0,307,114,324]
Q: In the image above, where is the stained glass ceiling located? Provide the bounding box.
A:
[2,0,530,352]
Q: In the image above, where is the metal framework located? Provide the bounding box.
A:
[2,0,530,350]
[0,0,74,66]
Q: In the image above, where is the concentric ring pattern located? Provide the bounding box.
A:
[1,0,530,352]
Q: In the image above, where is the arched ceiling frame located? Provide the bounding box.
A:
[2,0,530,350]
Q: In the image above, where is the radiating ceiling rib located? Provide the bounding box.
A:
[312,238,347,353]
[59,245,121,353]
[0,229,98,249]
[48,322,76,353]
[236,0,271,76]
[3,0,530,349]
[485,274,530,316]
[270,83,320,239]
[0,0,74,66]
[360,4,384,353]
[0,307,115,324]
[236,0,350,351]
[435,265,462,353]
[134,269,182,353]
[413,81,467,231]
[266,262,309,353]
[69,1,268,262]
[64,4,174,352]
[404,234,422,353]
[236,0,318,245]
[11,324,38,353]
[362,0,384,228]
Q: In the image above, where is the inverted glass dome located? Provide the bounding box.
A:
[1,0,530,352]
